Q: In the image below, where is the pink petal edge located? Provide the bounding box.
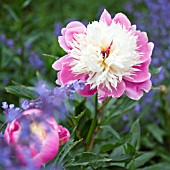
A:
[77,84,97,97]
[125,79,152,100]
[124,59,151,83]
[113,13,131,29]
[99,9,112,26]
[98,81,126,102]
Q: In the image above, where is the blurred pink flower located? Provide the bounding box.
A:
[53,9,153,102]
[58,125,70,145]
[4,109,70,168]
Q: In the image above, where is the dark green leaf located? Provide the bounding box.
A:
[5,85,38,99]
[128,119,140,149]
[137,162,170,170]
[4,4,19,22]
[71,111,85,125]
[134,151,156,168]
[55,138,82,164]
[124,143,136,154]
[146,124,165,144]
[100,125,121,140]
[104,97,138,124]
[66,152,112,168]
[100,142,123,152]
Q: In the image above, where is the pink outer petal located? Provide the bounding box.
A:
[124,79,152,100]
[16,128,59,168]
[56,71,62,85]
[58,36,69,51]
[61,21,85,35]
[65,26,86,47]
[113,13,131,29]
[77,84,97,97]
[59,63,84,85]
[4,120,20,143]
[52,55,73,70]
[124,60,151,83]
[136,31,148,47]
[31,129,59,168]
[99,9,112,26]
[58,21,86,52]
[138,42,154,63]
[98,81,126,102]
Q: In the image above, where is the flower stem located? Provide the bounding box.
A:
[86,94,98,147]
[0,121,6,131]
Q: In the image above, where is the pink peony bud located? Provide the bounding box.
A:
[58,125,70,145]
[4,109,60,168]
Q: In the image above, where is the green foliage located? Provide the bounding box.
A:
[0,0,170,169]
[5,85,38,99]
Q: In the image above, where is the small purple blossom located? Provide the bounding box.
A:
[21,100,30,110]
[167,62,170,69]
[0,132,4,138]
[17,48,22,55]
[29,52,44,70]
[1,102,21,122]
[0,34,6,44]
[9,104,15,109]
[6,39,14,48]
[2,102,8,109]
[24,42,32,50]
[54,87,67,98]
[72,80,85,91]
[53,22,62,37]
[134,104,141,113]
[122,114,129,121]
[35,81,51,97]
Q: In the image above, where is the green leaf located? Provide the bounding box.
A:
[71,111,85,125]
[124,143,136,154]
[22,0,32,8]
[104,97,138,124]
[146,124,165,144]
[66,152,112,168]
[5,85,38,99]
[128,119,140,149]
[55,138,82,164]
[66,152,140,168]
[100,125,121,140]
[111,153,141,162]
[137,162,170,170]
[134,151,156,168]
[129,160,136,170]
[4,4,19,22]
[100,142,123,152]
[43,53,59,60]
[149,66,162,75]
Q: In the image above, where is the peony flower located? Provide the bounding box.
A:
[58,125,70,145]
[4,109,70,168]
[53,9,154,102]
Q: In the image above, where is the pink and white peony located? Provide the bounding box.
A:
[53,9,154,102]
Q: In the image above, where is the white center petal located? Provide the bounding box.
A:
[69,21,141,90]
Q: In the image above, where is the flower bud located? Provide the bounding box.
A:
[4,109,59,168]
[58,125,70,145]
